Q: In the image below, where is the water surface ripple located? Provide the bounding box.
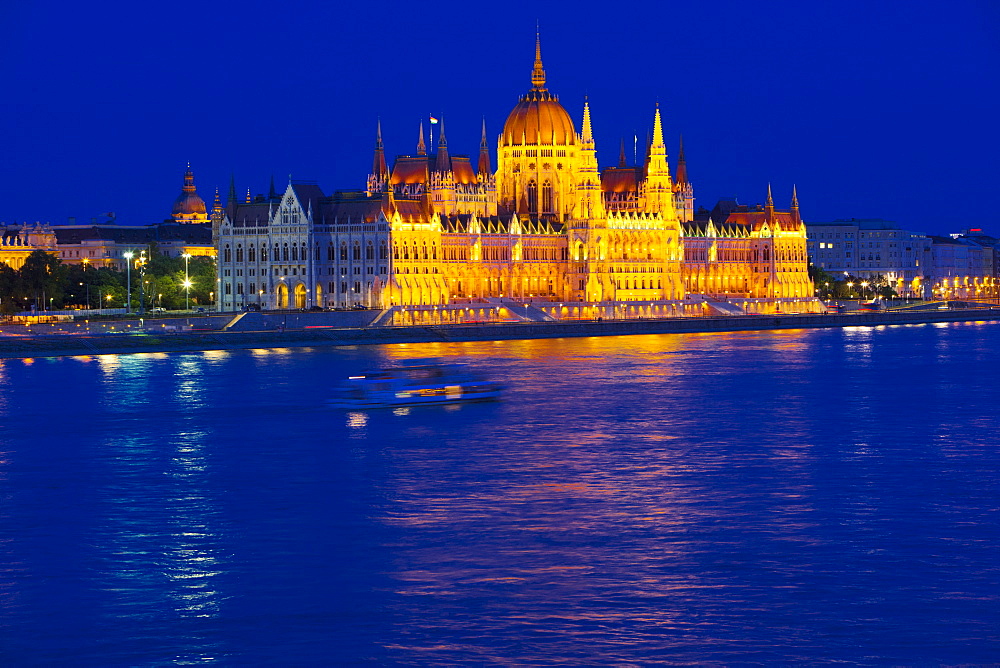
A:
[1,322,998,665]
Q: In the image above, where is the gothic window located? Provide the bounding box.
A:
[274,244,280,261]
[542,180,553,213]
[422,243,428,260]
[527,180,538,211]
[379,243,388,260]
[261,245,267,262]
[393,243,399,260]
[366,242,374,260]
[223,246,232,263]
[328,244,335,261]
[291,245,298,261]
[236,247,244,262]
[353,242,361,260]
[248,246,255,262]
[282,244,289,261]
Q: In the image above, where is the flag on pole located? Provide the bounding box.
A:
[429,116,439,124]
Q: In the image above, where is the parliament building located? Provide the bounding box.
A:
[214,39,818,318]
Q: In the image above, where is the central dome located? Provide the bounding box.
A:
[502,90,576,147]
[500,35,576,147]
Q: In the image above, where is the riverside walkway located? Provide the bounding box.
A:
[0,306,998,359]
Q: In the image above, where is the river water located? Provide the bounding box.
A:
[1,321,998,665]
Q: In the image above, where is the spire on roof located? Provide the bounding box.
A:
[766,183,774,207]
[373,119,388,177]
[581,97,594,145]
[619,138,627,168]
[269,175,277,200]
[478,118,492,176]
[246,187,251,204]
[417,121,426,156]
[228,173,236,207]
[675,134,688,184]
[651,103,665,155]
[790,185,801,224]
[435,117,450,172]
[531,30,546,90]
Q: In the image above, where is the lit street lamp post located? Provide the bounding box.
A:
[182,253,192,310]
[123,251,134,312]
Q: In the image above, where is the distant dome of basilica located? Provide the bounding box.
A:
[172,166,207,217]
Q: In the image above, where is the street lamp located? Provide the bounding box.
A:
[182,253,192,310]
[123,251,134,312]
[860,281,869,301]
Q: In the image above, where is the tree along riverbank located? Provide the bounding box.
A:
[0,308,998,359]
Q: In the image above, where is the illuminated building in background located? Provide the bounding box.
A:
[214,38,817,313]
[172,165,210,225]
[0,224,58,270]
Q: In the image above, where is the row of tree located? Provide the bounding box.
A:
[0,249,216,314]
[809,265,897,300]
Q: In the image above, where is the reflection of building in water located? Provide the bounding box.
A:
[214,37,816,314]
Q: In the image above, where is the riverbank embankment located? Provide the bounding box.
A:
[0,307,998,359]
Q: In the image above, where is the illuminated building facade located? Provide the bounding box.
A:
[215,39,817,313]
[0,224,58,270]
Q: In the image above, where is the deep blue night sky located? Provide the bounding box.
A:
[1,0,997,235]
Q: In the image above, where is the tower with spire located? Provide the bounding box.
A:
[672,136,694,222]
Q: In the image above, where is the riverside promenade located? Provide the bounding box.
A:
[1,307,998,359]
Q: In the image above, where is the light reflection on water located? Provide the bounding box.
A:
[0,322,998,665]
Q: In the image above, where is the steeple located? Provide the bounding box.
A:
[531,31,546,91]
[765,183,775,218]
[373,119,388,177]
[790,185,801,224]
[478,118,492,176]
[581,97,594,146]
[417,122,427,156]
[228,173,236,207]
[675,134,688,184]
[650,104,666,156]
[434,117,450,172]
[619,138,627,168]
[269,175,277,200]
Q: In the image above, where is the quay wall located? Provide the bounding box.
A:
[0,309,998,359]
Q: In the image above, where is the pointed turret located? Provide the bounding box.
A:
[764,183,775,219]
[372,119,388,177]
[478,118,492,176]
[228,173,236,207]
[269,175,277,200]
[416,122,427,156]
[619,138,627,168]
[790,185,801,224]
[650,104,666,157]
[675,135,688,184]
[531,31,546,91]
[581,97,594,146]
[434,118,450,172]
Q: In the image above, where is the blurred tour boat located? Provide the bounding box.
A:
[330,360,504,408]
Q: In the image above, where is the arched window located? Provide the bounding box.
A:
[422,242,428,260]
[340,242,348,261]
[282,244,289,261]
[393,243,399,260]
[353,242,361,260]
[366,242,374,260]
[380,243,388,260]
[327,244,335,261]
[248,246,255,262]
[261,245,268,262]
[274,244,279,261]
[291,245,298,261]
[223,245,231,263]
[526,180,538,212]
[542,180,553,213]
[236,246,243,262]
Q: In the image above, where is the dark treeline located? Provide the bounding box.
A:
[0,248,216,313]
